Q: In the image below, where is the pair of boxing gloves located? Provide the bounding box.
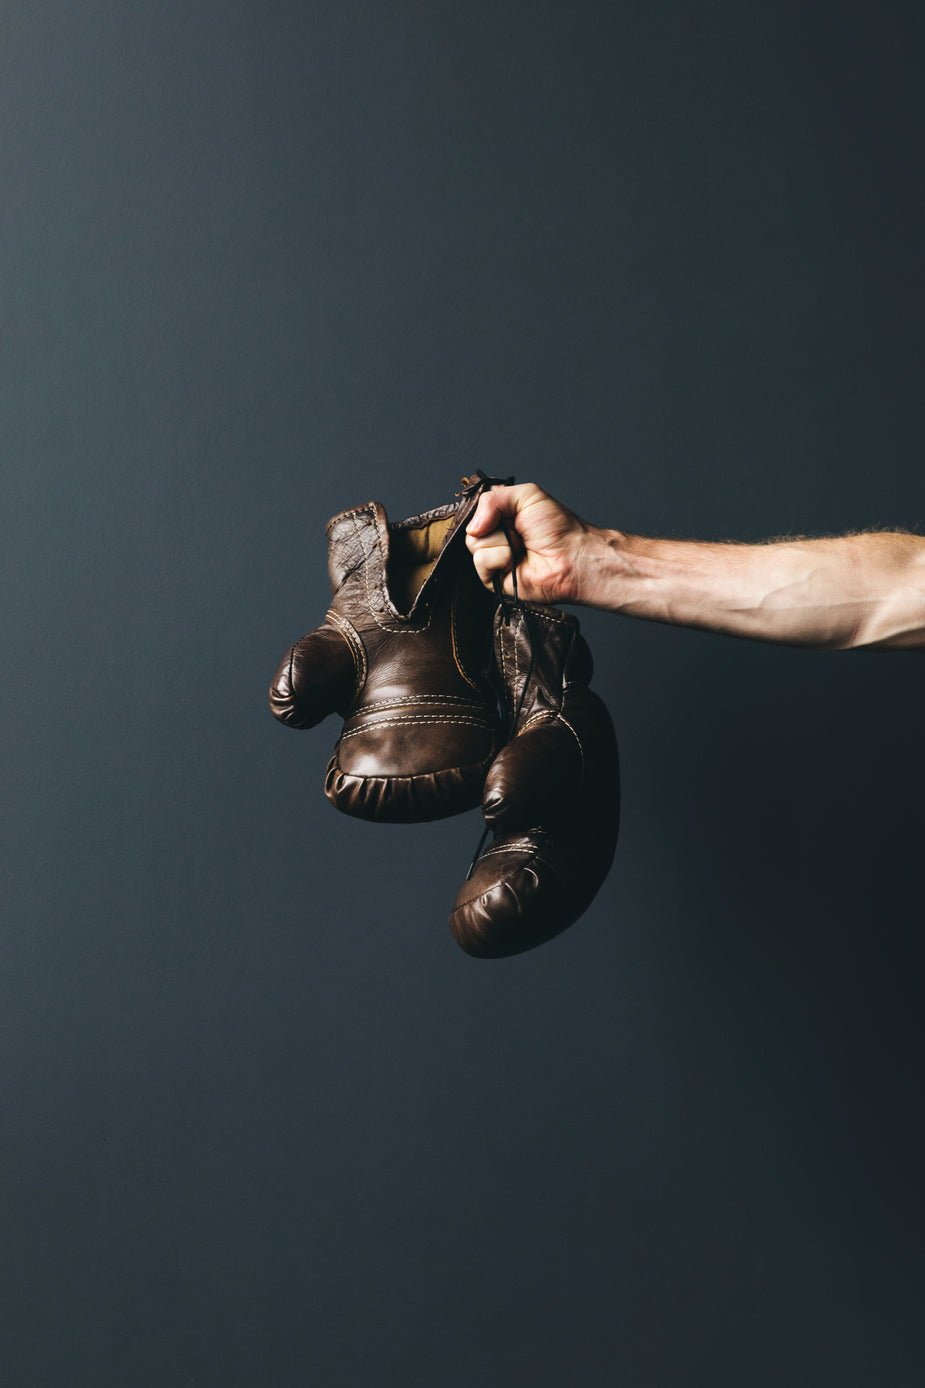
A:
[268,472,620,958]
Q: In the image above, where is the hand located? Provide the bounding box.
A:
[464,482,595,605]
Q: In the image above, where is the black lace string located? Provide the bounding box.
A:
[466,499,537,881]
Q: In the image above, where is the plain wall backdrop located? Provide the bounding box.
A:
[3,2,924,1384]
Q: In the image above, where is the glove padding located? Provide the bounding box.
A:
[450,604,619,957]
[268,476,500,822]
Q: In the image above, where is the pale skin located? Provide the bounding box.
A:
[465,484,925,651]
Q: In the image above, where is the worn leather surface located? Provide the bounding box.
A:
[268,476,499,822]
[450,604,620,957]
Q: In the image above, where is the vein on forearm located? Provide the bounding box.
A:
[587,529,925,650]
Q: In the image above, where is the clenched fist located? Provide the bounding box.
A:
[464,482,601,605]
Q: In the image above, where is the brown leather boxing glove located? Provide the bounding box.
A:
[450,603,620,957]
[268,475,502,822]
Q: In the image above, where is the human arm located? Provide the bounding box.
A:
[465,483,925,651]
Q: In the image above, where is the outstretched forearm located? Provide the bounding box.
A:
[574,528,925,650]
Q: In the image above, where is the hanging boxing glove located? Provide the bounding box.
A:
[450,603,620,957]
[268,475,503,822]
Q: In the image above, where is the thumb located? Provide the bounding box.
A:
[466,490,504,539]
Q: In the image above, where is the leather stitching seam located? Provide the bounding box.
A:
[450,591,480,692]
[554,712,585,775]
[325,610,367,698]
[339,716,493,740]
[351,506,435,635]
[352,694,485,714]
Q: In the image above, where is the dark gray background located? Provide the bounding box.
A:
[3,2,923,1384]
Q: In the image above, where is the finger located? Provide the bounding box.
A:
[466,525,509,553]
[466,492,504,538]
[473,562,517,599]
[466,483,540,538]
[466,524,524,561]
[470,541,517,589]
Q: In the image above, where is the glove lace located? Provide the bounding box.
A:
[466,477,537,880]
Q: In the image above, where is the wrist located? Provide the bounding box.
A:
[571,526,636,608]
